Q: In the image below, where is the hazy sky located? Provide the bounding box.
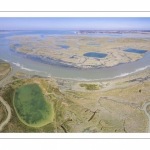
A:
[0,17,150,30]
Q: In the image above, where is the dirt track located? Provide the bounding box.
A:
[142,101,150,133]
[0,96,11,131]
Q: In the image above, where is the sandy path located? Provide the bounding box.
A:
[0,96,11,131]
[142,101,150,133]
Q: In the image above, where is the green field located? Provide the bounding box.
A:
[80,83,100,90]
[13,83,54,127]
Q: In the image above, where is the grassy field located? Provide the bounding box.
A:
[13,83,54,127]
[80,83,100,90]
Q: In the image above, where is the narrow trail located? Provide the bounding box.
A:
[0,65,13,132]
[0,96,11,131]
[142,101,150,133]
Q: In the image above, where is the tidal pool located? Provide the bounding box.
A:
[57,45,70,49]
[14,43,20,48]
[87,43,101,46]
[124,48,147,54]
[83,52,107,58]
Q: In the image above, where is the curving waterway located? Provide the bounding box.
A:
[1,31,150,81]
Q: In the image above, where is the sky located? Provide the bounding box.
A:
[0,17,150,30]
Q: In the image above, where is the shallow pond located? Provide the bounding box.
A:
[57,45,70,49]
[14,43,20,48]
[87,43,101,46]
[124,48,147,54]
[14,83,54,127]
[83,52,107,58]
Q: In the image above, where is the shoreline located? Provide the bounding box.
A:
[12,48,147,70]
[1,61,150,132]
[0,66,12,82]
[56,67,150,91]
[2,50,150,83]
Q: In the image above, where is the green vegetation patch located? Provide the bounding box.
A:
[80,83,100,90]
[13,83,54,127]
